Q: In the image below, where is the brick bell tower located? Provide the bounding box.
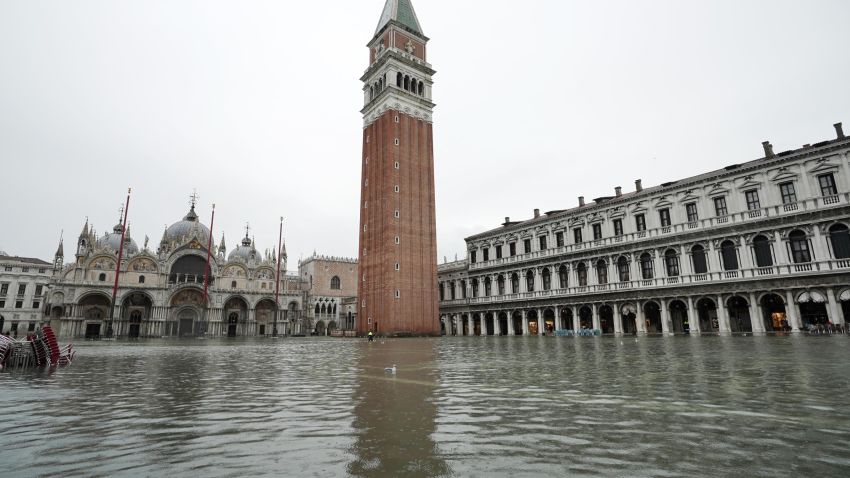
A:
[357,0,439,337]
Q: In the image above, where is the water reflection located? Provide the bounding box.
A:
[348,339,451,477]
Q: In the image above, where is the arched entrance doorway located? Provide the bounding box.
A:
[797,291,829,329]
[485,313,496,336]
[727,296,752,333]
[461,314,470,335]
[314,320,326,336]
[440,317,446,336]
[543,309,556,334]
[79,293,111,339]
[527,310,539,335]
[256,299,277,336]
[170,288,206,337]
[669,300,689,334]
[512,311,523,335]
[644,302,662,334]
[696,298,719,333]
[224,296,248,337]
[473,313,482,336]
[761,294,787,331]
[499,312,508,336]
[621,304,637,335]
[578,306,593,330]
[599,305,614,334]
[122,292,152,339]
[560,308,573,331]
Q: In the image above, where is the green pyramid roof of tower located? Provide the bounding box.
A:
[375,0,423,36]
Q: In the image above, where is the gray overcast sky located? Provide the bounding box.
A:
[1,0,849,268]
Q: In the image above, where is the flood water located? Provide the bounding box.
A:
[2,336,850,477]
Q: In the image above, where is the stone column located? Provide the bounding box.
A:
[521,310,529,335]
[826,289,844,325]
[740,235,754,273]
[707,241,719,273]
[636,301,647,334]
[687,296,700,334]
[519,270,528,293]
[716,296,731,334]
[481,313,488,336]
[811,226,828,262]
[785,290,801,331]
[680,244,692,277]
[660,300,671,335]
[535,308,543,336]
[507,311,515,335]
[571,305,578,330]
[591,304,600,331]
[748,292,765,333]
[494,313,502,335]
[614,304,623,335]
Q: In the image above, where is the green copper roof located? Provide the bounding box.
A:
[375,0,423,36]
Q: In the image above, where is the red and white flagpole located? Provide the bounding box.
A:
[274,217,283,336]
[201,204,216,336]
[108,188,131,337]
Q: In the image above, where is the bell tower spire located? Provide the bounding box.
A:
[357,0,439,337]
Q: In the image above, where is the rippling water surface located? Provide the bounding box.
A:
[2,336,849,477]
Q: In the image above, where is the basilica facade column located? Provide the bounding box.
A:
[507,311,515,335]
[785,290,802,331]
[716,295,731,334]
[686,296,700,334]
[748,292,765,333]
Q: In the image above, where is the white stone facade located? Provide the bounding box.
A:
[0,254,52,338]
[439,124,850,336]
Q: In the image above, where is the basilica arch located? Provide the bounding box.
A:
[169,287,207,337]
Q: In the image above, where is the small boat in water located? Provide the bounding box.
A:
[0,325,75,371]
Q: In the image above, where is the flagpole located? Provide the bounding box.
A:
[108,188,131,338]
[201,204,216,337]
[274,217,283,337]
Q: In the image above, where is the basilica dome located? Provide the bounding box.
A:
[98,223,139,255]
[166,206,211,244]
[228,236,259,263]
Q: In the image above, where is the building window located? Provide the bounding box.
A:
[745,190,761,210]
[613,219,623,237]
[495,245,503,259]
[32,302,40,310]
[592,224,602,240]
[789,230,811,263]
[714,197,728,217]
[596,260,608,285]
[691,245,708,274]
[721,240,739,271]
[510,274,519,294]
[470,251,477,263]
[497,275,505,295]
[231,281,237,289]
[35,285,43,296]
[556,232,564,247]
[640,253,654,279]
[509,242,516,256]
[331,276,341,290]
[394,185,400,193]
[659,209,671,227]
[558,265,568,288]
[664,249,680,276]
[573,228,583,244]
[753,235,773,267]
[394,210,400,218]
[21,267,29,273]
[0,284,7,295]
[17,284,26,295]
[829,224,850,259]
[635,214,646,232]
[779,182,797,205]
[523,239,532,254]
[4,266,11,272]
[576,263,587,287]
[525,271,535,292]
[818,173,838,197]
[395,263,400,271]
[38,268,45,274]
[542,268,551,290]
[394,138,399,146]
[395,290,400,299]
[482,248,490,262]
[0,300,4,308]
[15,301,23,309]
[539,236,547,250]
[484,277,492,296]
[394,161,399,169]
[685,203,698,223]
[139,275,146,284]
[617,257,630,282]
[472,279,479,297]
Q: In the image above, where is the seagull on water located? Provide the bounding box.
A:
[385,364,397,374]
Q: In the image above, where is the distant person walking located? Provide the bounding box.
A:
[367,331,374,342]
